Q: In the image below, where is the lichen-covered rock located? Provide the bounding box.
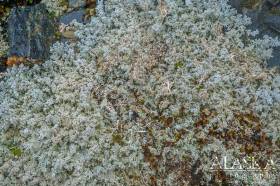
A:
[60,9,85,24]
[229,0,280,66]
[267,0,280,6]
[68,0,86,8]
[264,15,280,32]
[228,0,242,12]
[269,46,280,65]
[7,3,57,60]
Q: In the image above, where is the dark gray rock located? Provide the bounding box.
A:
[264,15,280,33]
[0,0,41,6]
[0,56,7,72]
[8,3,57,60]
[267,0,280,6]
[268,47,280,67]
[228,0,242,12]
[59,9,85,25]
[68,0,86,9]
[245,10,263,31]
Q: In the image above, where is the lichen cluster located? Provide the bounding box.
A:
[0,5,9,57]
[0,26,8,57]
[40,0,68,17]
[0,0,280,185]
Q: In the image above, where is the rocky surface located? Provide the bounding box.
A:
[0,56,6,72]
[7,3,57,60]
[267,0,280,6]
[0,0,97,69]
[264,14,280,32]
[60,0,96,24]
[68,0,86,9]
[0,0,41,6]
[60,9,85,24]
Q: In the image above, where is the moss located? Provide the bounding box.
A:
[59,0,68,7]
[196,84,204,91]
[9,146,22,157]
[269,7,280,16]
[240,0,263,9]
[47,10,57,19]
[0,49,7,57]
[174,61,184,69]
[112,133,124,145]
[54,31,62,40]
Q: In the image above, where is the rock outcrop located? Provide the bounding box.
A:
[229,0,280,66]
[7,3,57,60]
[60,9,85,24]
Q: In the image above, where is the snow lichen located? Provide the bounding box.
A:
[40,0,68,17]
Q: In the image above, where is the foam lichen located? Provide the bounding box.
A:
[0,5,9,57]
[0,0,280,185]
[0,26,8,57]
[41,0,68,17]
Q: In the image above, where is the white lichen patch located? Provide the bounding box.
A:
[41,0,68,17]
[0,9,9,57]
[0,0,280,185]
[0,26,8,57]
